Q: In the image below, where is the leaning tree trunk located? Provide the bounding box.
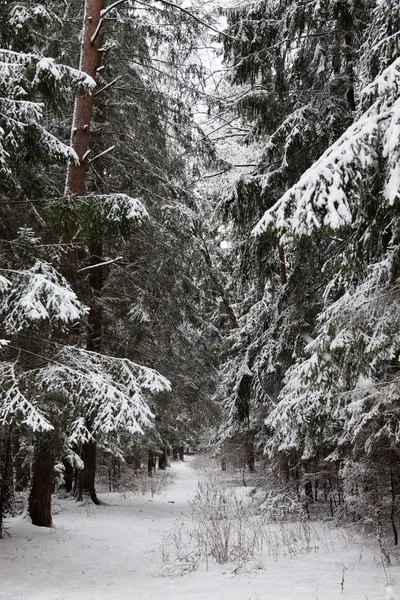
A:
[29,434,55,527]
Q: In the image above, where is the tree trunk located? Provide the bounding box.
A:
[62,460,73,493]
[245,439,255,473]
[305,480,313,503]
[112,457,120,491]
[0,428,14,537]
[29,434,54,527]
[179,446,184,461]
[66,0,104,199]
[199,236,238,328]
[159,448,167,470]
[14,435,30,492]
[87,240,103,353]
[65,0,106,504]
[75,440,101,504]
[148,450,154,477]
[75,240,104,503]
[134,456,141,475]
[390,459,398,546]
[278,243,287,285]
[340,4,356,112]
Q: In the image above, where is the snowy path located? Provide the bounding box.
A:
[0,459,399,599]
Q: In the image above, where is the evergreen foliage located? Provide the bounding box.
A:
[2,0,400,551]
[214,0,400,538]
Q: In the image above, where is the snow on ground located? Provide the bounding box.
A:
[1,458,399,600]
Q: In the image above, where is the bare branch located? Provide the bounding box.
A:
[87,145,115,163]
[78,257,123,272]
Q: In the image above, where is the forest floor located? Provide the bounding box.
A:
[1,458,399,600]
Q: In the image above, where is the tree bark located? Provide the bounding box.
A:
[199,234,238,328]
[62,460,73,493]
[0,428,14,537]
[179,446,184,461]
[14,435,30,492]
[87,240,103,353]
[29,434,55,527]
[340,4,356,112]
[75,440,101,504]
[148,450,154,477]
[134,456,141,475]
[245,439,255,473]
[74,187,103,504]
[66,0,104,199]
[278,243,287,285]
[65,0,105,504]
[159,448,167,470]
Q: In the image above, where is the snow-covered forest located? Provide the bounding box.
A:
[0,0,400,598]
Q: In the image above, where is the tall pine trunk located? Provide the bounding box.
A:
[66,0,104,504]
[66,0,104,199]
[74,240,103,504]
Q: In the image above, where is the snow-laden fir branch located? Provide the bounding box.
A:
[0,362,53,432]
[33,57,96,96]
[0,260,89,334]
[265,251,400,460]
[36,347,171,438]
[253,58,400,240]
[0,47,94,174]
[94,193,148,223]
[56,194,149,235]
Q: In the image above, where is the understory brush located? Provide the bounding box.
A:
[96,463,175,498]
[156,471,338,576]
[120,469,175,498]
